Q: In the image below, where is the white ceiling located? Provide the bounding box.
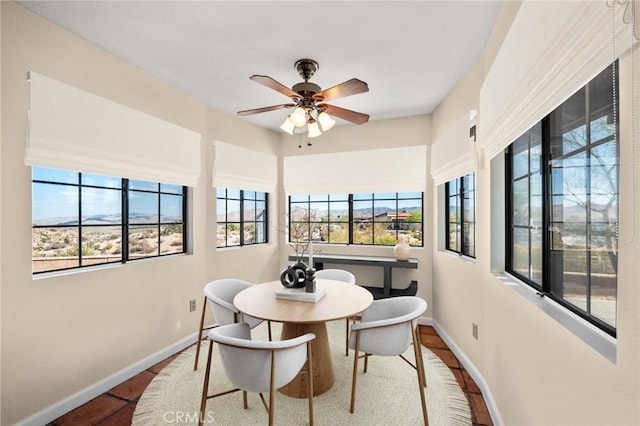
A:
[18,1,502,131]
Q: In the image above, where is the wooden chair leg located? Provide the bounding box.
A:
[412,325,429,426]
[307,341,314,426]
[198,340,214,426]
[350,331,361,413]
[268,351,276,426]
[267,320,272,341]
[414,326,427,387]
[345,317,349,356]
[194,297,208,371]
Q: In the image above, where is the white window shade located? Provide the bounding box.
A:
[478,1,632,160]
[25,72,202,187]
[431,113,477,185]
[212,141,277,192]
[284,146,427,195]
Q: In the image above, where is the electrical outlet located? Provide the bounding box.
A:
[472,323,478,340]
[189,299,196,312]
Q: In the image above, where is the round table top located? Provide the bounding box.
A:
[234,279,373,324]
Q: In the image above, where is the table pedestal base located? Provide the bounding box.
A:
[278,322,334,398]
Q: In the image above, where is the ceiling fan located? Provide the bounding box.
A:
[237,59,369,137]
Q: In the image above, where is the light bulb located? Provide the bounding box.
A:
[279,116,295,135]
[317,111,336,131]
[290,107,307,127]
[307,119,322,138]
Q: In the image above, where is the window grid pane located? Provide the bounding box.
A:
[32,167,186,274]
[446,174,475,257]
[289,192,423,247]
[217,189,268,248]
[507,62,617,335]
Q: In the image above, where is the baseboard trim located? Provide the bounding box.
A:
[16,333,199,426]
[431,319,504,426]
[417,316,433,326]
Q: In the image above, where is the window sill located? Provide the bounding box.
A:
[33,262,118,280]
[216,243,271,252]
[442,249,477,264]
[497,272,617,363]
[32,253,188,280]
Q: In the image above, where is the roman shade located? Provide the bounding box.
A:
[25,72,202,187]
[211,141,277,192]
[430,112,477,184]
[478,0,632,160]
[283,145,427,195]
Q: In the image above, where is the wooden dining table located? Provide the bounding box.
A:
[234,279,373,398]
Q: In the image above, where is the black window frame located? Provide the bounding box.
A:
[445,172,476,258]
[505,62,618,337]
[216,188,269,248]
[32,167,187,274]
[288,192,424,247]
[128,181,188,261]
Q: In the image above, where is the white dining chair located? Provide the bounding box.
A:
[314,268,357,356]
[199,322,316,426]
[193,279,271,371]
[349,296,428,425]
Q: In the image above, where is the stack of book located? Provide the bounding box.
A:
[275,284,326,303]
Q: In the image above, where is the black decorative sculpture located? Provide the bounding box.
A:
[305,267,316,293]
[280,261,307,288]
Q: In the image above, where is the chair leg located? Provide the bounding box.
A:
[268,351,276,426]
[194,297,208,371]
[307,341,314,426]
[345,318,349,356]
[413,326,427,387]
[198,340,214,426]
[412,325,429,426]
[267,320,272,341]
[350,331,361,413]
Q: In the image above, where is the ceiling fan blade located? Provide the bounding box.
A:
[313,78,369,102]
[319,103,369,125]
[237,103,295,116]
[250,75,301,99]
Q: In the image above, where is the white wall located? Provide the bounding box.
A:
[430,2,640,425]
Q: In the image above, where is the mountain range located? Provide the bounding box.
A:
[33,213,182,226]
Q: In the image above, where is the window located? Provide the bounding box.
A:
[289,192,423,246]
[32,167,187,274]
[216,188,268,248]
[506,63,618,336]
[508,123,544,285]
[445,173,476,257]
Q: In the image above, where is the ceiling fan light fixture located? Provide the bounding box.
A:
[279,116,295,135]
[290,107,307,127]
[307,119,322,138]
[237,59,369,142]
[317,111,336,131]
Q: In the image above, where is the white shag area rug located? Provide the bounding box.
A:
[133,321,471,425]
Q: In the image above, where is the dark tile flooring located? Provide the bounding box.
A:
[49,325,493,426]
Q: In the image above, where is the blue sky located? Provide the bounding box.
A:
[32,167,182,223]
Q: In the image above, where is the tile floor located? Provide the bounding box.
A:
[48,325,493,426]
